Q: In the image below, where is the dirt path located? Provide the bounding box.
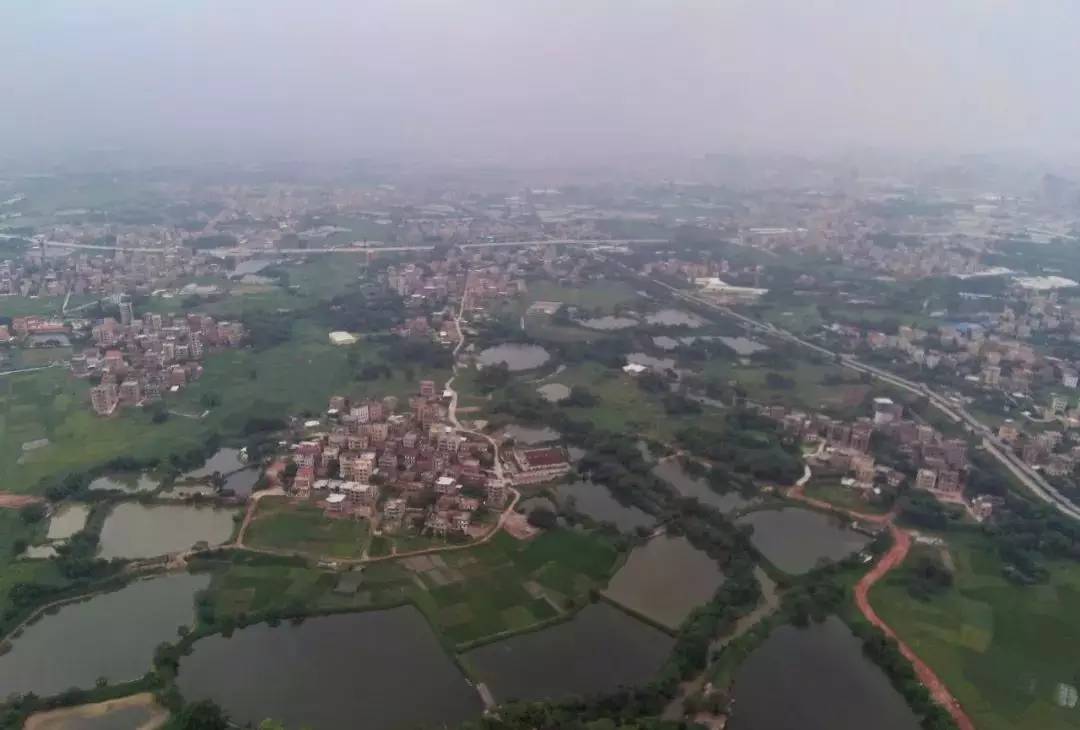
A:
[23,692,166,730]
[855,526,975,730]
[0,491,45,509]
[788,464,974,730]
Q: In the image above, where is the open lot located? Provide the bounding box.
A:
[872,532,1080,730]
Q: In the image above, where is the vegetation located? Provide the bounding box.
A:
[244,497,371,559]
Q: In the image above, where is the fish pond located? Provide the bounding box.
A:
[737,507,871,574]
[177,608,482,730]
[464,602,673,703]
[97,503,238,559]
[554,480,654,532]
[652,460,751,514]
[477,344,551,371]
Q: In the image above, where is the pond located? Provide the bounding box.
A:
[652,460,751,514]
[578,315,638,330]
[0,573,209,698]
[604,535,725,629]
[537,383,571,403]
[223,467,260,497]
[652,335,680,350]
[717,336,768,356]
[88,472,158,494]
[554,480,654,532]
[177,608,482,730]
[464,602,673,703]
[477,343,551,371]
[728,617,920,730]
[627,352,676,371]
[182,448,246,480]
[503,424,561,445]
[737,507,871,574]
[97,503,238,559]
[46,503,89,540]
[646,309,705,327]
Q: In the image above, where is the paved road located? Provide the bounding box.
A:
[622,263,1080,522]
[38,237,666,256]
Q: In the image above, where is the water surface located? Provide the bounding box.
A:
[537,383,570,402]
[578,315,637,330]
[182,448,246,480]
[477,344,551,371]
[88,473,158,494]
[177,608,481,730]
[652,460,750,514]
[97,503,237,559]
[465,602,672,703]
[737,507,870,574]
[605,535,724,629]
[646,309,704,327]
[47,503,89,540]
[554,480,653,532]
[728,617,920,730]
[0,573,208,698]
[627,352,676,371]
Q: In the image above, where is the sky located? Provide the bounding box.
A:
[2,0,1079,166]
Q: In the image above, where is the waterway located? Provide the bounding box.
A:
[737,507,870,574]
[728,617,921,730]
[97,503,237,559]
[177,608,482,730]
[477,344,551,371]
[0,573,209,698]
[605,535,724,629]
[464,602,673,703]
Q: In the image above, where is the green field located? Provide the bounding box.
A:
[0,318,447,496]
[699,359,871,417]
[872,533,1080,730]
[0,510,66,624]
[245,497,370,559]
[203,529,618,647]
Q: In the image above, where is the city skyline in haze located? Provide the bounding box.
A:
[3,1,1079,167]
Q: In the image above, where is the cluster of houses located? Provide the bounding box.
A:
[78,310,244,415]
[284,382,513,538]
[762,396,995,518]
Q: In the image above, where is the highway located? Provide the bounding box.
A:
[620,262,1080,522]
[37,237,667,256]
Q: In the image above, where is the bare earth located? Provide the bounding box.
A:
[0,492,44,509]
[23,693,167,730]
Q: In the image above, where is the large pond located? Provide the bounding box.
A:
[97,503,238,559]
[223,467,260,497]
[177,608,482,730]
[578,315,638,330]
[182,448,246,480]
[0,573,209,698]
[627,352,676,371]
[554,480,654,532]
[604,535,725,629]
[728,617,921,730]
[46,503,89,540]
[537,383,571,403]
[718,336,768,356]
[653,460,751,514]
[477,344,551,371]
[503,424,562,445]
[464,602,673,703]
[646,309,705,327]
[88,472,158,494]
[737,507,871,574]
[652,335,680,351]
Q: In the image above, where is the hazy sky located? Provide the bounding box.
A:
[3,1,1078,165]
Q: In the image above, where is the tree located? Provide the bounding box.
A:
[19,503,47,524]
[167,699,230,730]
[527,507,558,530]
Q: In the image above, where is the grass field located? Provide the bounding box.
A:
[206,529,619,647]
[0,317,448,496]
[699,359,870,418]
[0,510,66,624]
[245,497,370,559]
[872,532,1080,730]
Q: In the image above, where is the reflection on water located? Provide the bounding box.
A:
[554,480,653,532]
[652,460,750,514]
[177,608,482,730]
[464,602,673,703]
[729,617,920,730]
